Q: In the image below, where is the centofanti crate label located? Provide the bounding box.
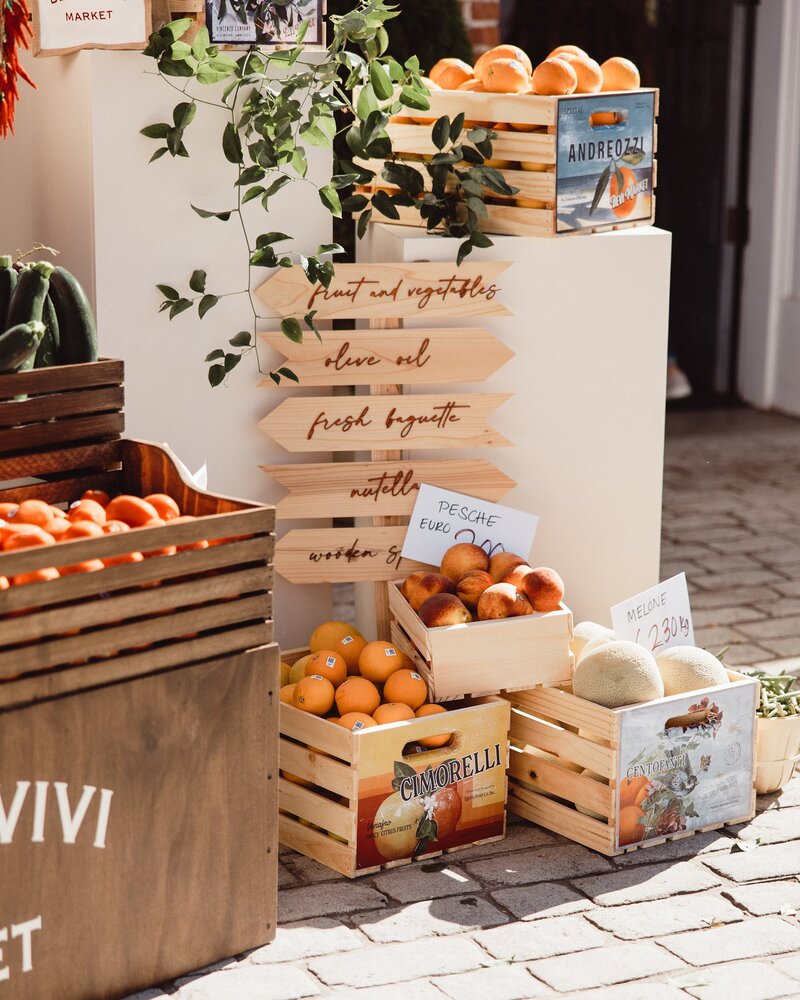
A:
[555,91,656,234]
[615,681,756,850]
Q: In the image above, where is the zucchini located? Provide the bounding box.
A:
[0,256,18,332]
[35,294,60,368]
[48,266,98,364]
[5,261,54,330]
[0,321,46,373]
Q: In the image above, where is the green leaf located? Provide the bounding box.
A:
[172,101,196,131]
[198,294,219,318]
[160,17,193,39]
[277,366,299,383]
[590,164,612,216]
[223,352,240,372]
[222,122,243,165]
[242,185,265,204]
[382,162,424,197]
[319,184,343,217]
[467,127,489,144]
[189,269,206,293]
[432,115,450,151]
[171,40,192,59]
[357,82,379,119]
[291,147,308,178]
[149,147,169,163]
[400,85,430,111]
[262,174,292,199]
[256,232,292,246]
[614,166,625,196]
[236,165,265,186]
[450,112,465,142]
[370,60,394,101]
[169,298,193,319]
[357,207,373,239]
[457,238,474,266]
[229,330,251,347]
[317,243,344,256]
[191,204,233,221]
[191,26,209,60]
[208,364,226,387]
[205,349,225,362]
[159,56,194,78]
[281,317,303,343]
[156,284,180,300]
[371,190,400,220]
[140,123,170,139]
[269,371,281,385]
[341,193,369,213]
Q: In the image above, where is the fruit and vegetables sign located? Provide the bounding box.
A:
[615,678,757,850]
[555,91,656,233]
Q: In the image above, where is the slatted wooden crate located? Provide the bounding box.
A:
[388,580,573,701]
[358,87,658,237]
[279,647,509,877]
[0,642,279,1000]
[504,670,758,856]
[0,360,274,706]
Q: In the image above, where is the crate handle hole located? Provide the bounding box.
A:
[401,730,462,759]
[589,110,628,128]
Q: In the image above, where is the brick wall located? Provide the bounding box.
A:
[460,0,501,54]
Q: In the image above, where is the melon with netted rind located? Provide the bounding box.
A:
[655,645,729,696]
[573,641,663,708]
[571,621,614,662]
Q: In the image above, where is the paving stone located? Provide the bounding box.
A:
[278,864,298,887]
[475,913,610,961]
[754,599,800,619]
[752,655,800,675]
[122,991,169,1000]
[681,961,800,1000]
[733,805,800,845]
[173,965,322,1000]
[173,958,239,986]
[692,570,787,592]
[527,942,685,993]
[692,606,768,628]
[694,626,750,650]
[285,854,344,883]
[307,937,487,988]
[279,882,387,923]
[372,863,479,903]
[774,581,800,598]
[703,840,800,882]
[248,918,362,963]
[433,964,552,999]
[584,891,743,939]
[773,953,800,982]
[465,843,613,886]
[572,861,721,906]
[689,587,781,611]
[757,777,800,810]
[658,915,800,965]
[613,831,734,866]
[738,615,800,640]
[693,553,766,574]
[451,821,555,860]
[328,984,447,1000]
[722,879,800,915]
[490,881,593,920]
[354,894,508,943]
[711,534,793,554]
[720,642,775,666]
[755,637,800,659]
[572,983,687,1000]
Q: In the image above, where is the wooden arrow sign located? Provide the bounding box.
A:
[275,526,432,584]
[255,262,513,321]
[260,393,513,452]
[264,459,517,519]
[260,327,514,386]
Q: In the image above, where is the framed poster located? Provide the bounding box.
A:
[205,0,324,46]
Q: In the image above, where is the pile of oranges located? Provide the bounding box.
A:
[429,43,641,97]
[280,619,450,744]
[0,490,203,587]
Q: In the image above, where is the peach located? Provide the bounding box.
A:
[440,542,489,583]
[401,571,456,612]
[488,551,527,582]
[418,593,471,627]
[521,567,565,612]
[477,582,534,620]
[500,563,534,589]
[456,569,494,609]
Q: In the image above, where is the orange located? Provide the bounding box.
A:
[336,633,368,675]
[359,641,412,684]
[293,674,335,716]
[532,58,578,96]
[0,575,8,589]
[62,520,104,541]
[415,703,451,748]
[0,503,18,519]
[46,519,71,541]
[3,526,55,549]
[310,620,363,652]
[59,559,105,575]
[633,784,651,810]
[335,676,380,717]
[475,44,533,81]
[373,703,415,726]
[619,774,650,808]
[600,56,640,91]
[548,44,589,60]
[383,669,428,710]
[67,499,107,526]
[560,52,603,94]
[590,111,619,127]
[305,649,347,689]
[103,519,131,535]
[279,683,296,704]
[81,489,111,507]
[609,165,638,218]
[429,57,473,91]
[12,566,60,586]
[516,197,547,209]
[483,58,530,95]
[103,550,144,567]
[337,711,378,732]
[138,518,177,558]
[144,493,181,521]
[13,499,55,530]
[458,79,485,92]
[170,515,210,551]
[619,805,645,845]
[105,495,159,527]
[48,505,67,519]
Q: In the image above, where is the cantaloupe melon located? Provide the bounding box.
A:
[576,769,609,821]
[655,646,729,696]
[573,641,663,708]
[571,621,614,662]
[577,632,616,664]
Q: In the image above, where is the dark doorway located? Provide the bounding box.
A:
[505,0,756,399]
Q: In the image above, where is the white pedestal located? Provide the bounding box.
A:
[358,224,672,626]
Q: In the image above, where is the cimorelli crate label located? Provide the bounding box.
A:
[274,526,432,584]
[556,91,656,234]
[259,327,514,386]
[615,682,757,851]
[255,262,513,320]
[0,780,114,984]
[263,459,517,519]
[260,394,513,452]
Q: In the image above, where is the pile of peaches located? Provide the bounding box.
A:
[400,542,565,627]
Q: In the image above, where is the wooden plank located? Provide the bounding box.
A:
[0,358,123,399]
[279,815,355,877]
[260,393,513,452]
[0,411,124,453]
[387,122,556,163]
[507,782,614,855]
[382,203,554,238]
[508,686,618,744]
[278,778,356,841]
[264,458,517,519]
[401,88,559,126]
[279,738,356,799]
[280,702,355,761]
[0,471,123,507]
[259,327,514,386]
[0,440,122,482]
[274,526,431,584]
[0,385,123,427]
[356,159,556,202]
[508,708,615,777]
[255,261,513,321]
[508,746,612,816]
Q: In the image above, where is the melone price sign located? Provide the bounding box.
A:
[611,572,695,653]
[402,484,539,567]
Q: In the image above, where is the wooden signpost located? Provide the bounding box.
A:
[256,260,516,636]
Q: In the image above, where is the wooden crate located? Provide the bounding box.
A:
[358,87,658,237]
[0,642,279,1000]
[279,648,509,877]
[388,580,573,701]
[0,360,274,707]
[504,670,759,856]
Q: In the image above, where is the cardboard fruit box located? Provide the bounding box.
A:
[388,580,573,701]
[279,648,510,877]
[358,87,658,237]
[504,670,759,856]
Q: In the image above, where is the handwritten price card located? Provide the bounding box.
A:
[611,573,695,654]
[402,485,539,567]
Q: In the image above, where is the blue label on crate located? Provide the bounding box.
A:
[555,91,656,234]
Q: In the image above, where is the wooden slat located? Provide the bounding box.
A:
[0,385,123,427]
[403,88,559,126]
[507,686,618,744]
[0,411,124,452]
[280,703,355,762]
[278,778,356,841]
[356,159,556,202]
[279,815,355,878]
[0,471,123,507]
[0,359,123,399]
[508,707,615,776]
[279,738,356,799]
[386,122,556,163]
[0,440,123,481]
[508,782,614,854]
[508,746,612,816]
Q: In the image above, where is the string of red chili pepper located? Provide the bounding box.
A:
[1,0,36,138]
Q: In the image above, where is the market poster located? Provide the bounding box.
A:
[205,0,324,46]
[33,0,151,55]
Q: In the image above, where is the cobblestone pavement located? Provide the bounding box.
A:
[130,408,800,1000]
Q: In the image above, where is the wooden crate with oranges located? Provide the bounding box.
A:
[279,643,510,877]
[503,670,758,857]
